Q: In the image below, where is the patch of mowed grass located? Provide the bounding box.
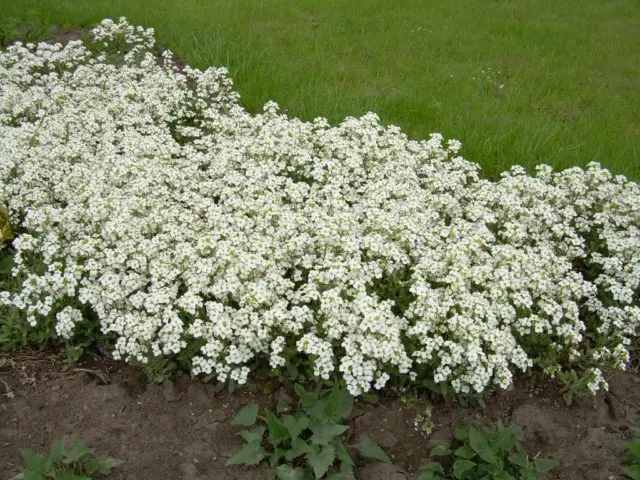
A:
[1,0,638,179]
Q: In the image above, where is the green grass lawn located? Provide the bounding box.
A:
[1,0,638,179]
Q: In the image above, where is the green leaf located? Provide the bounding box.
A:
[285,437,312,461]
[295,384,315,409]
[454,445,476,460]
[267,410,290,446]
[283,413,310,439]
[622,464,640,480]
[322,386,353,422]
[275,464,308,480]
[454,428,469,441]
[310,424,349,445]
[562,391,574,406]
[468,428,497,465]
[21,471,46,480]
[507,450,528,468]
[63,438,93,464]
[452,459,476,477]
[306,444,336,479]
[357,435,391,464]
[48,436,67,463]
[84,456,124,475]
[429,440,452,458]
[627,442,640,459]
[333,441,353,468]
[20,450,50,474]
[232,404,259,427]
[240,426,266,444]
[417,461,445,480]
[225,442,267,466]
[533,457,557,473]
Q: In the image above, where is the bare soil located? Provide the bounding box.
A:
[1,351,638,480]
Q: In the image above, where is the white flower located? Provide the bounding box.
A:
[0,18,638,396]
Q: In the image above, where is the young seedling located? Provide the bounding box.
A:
[418,421,556,480]
[227,383,391,479]
[12,435,123,480]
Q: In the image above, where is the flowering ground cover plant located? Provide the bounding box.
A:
[0,18,638,397]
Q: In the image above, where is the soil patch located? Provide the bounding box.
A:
[1,351,638,479]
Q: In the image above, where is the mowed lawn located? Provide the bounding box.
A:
[1,0,638,179]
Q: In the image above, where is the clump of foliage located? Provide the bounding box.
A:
[12,435,123,480]
[418,421,556,480]
[227,383,390,479]
[622,427,640,480]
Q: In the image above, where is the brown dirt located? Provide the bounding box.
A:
[1,351,638,480]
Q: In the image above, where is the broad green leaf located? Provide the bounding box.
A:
[310,424,349,445]
[275,464,308,480]
[468,428,497,465]
[505,423,524,441]
[232,404,259,427]
[240,426,266,444]
[84,456,124,475]
[454,445,476,460]
[20,450,50,474]
[306,444,336,479]
[267,410,290,445]
[533,457,557,473]
[429,440,452,457]
[226,442,267,466]
[452,459,476,477]
[322,386,353,422]
[63,438,93,464]
[454,428,469,441]
[357,435,391,464]
[283,413,309,439]
[507,450,527,468]
[285,437,311,461]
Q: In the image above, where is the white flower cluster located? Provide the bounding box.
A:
[1,18,638,396]
[55,306,83,339]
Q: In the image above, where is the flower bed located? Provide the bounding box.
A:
[1,18,638,396]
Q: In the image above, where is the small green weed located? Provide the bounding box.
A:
[622,427,640,480]
[12,435,123,479]
[418,421,556,480]
[557,369,592,407]
[227,383,390,479]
